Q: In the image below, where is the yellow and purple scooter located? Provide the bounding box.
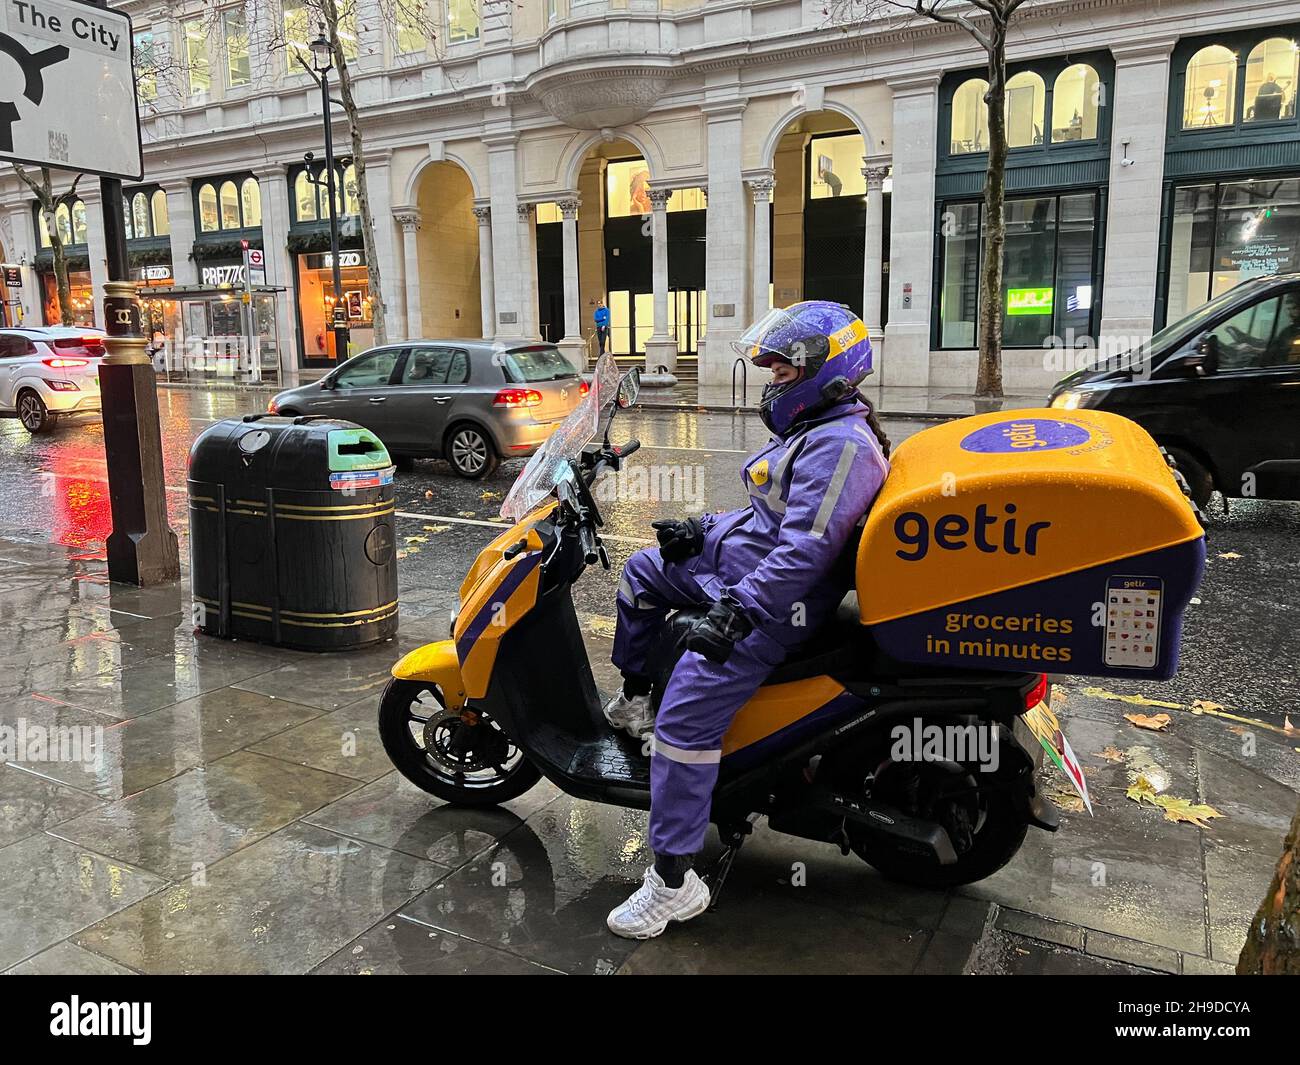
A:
[378,356,1205,894]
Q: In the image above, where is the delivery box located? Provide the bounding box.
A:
[856,410,1205,680]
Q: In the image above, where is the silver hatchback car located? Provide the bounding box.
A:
[269,340,587,478]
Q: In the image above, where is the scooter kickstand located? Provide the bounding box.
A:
[704,817,756,911]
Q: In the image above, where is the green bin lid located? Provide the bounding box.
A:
[327,427,392,471]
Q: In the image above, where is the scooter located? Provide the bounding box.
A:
[378,357,1093,901]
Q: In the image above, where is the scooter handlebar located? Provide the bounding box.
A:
[577,523,599,565]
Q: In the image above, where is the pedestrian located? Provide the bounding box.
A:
[594,299,611,356]
[601,300,892,938]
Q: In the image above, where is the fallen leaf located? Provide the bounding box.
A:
[457,511,476,518]
[1097,746,1124,763]
[1217,551,1242,559]
[424,490,434,500]
[1192,699,1225,713]
[481,490,502,502]
[1126,775,1223,828]
[404,535,428,545]
[583,614,618,639]
[1043,778,1085,813]
[1286,716,1298,736]
[1080,687,1182,710]
[423,524,451,534]
[1125,712,1172,732]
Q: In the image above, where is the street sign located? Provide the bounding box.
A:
[247,247,265,286]
[2,264,21,288]
[0,0,143,180]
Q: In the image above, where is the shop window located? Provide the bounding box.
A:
[1006,71,1045,148]
[130,193,149,239]
[808,134,867,199]
[1183,45,1237,128]
[605,160,704,217]
[1051,64,1100,142]
[185,19,210,97]
[1244,37,1298,123]
[671,187,706,211]
[241,178,262,228]
[35,198,86,246]
[151,190,170,236]
[71,201,87,244]
[295,171,318,222]
[134,30,157,102]
[535,202,562,224]
[198,183,220,232]
[449,0,480,44]
[950,78,989,154]
[219,181,240,228]
[224,9,250,88]
[936,191,1099,349]
[342,165,359,216]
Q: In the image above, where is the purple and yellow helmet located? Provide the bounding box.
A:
[731,301,873,436]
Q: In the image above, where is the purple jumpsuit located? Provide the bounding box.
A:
[612,398,890,856]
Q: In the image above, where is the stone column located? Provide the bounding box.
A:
[1100,39,1176,347]
[517,202,540,340]
[80,187,108,330]
[882,74,940,388]
[862,160,889,337]
[746,173,775,321]
[556,197,585,371]
[486,132,525,339]
[4,206,43,325]
[253,166,298,382]
[644,186,677,373]
[161,179,197,286]
[702,100,747,388]
[394,208,422,340]
[473,204,495,341]
[364,151,402,343]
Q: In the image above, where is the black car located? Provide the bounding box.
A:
[1048,274,1300,508]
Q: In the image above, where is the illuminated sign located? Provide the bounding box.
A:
[1007,287,1054,316]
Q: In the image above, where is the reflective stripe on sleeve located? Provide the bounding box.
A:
[652,737,723,765]
[809,439,859,539]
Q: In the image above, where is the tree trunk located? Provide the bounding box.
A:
[976,19,1008,398]
[1237,799,1300,974]
[323,0,387,346]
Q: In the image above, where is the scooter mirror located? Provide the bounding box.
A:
[617,367,641,409]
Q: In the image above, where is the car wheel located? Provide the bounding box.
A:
[445,424,499,479]
[1165,447,1214,509]
[17,390,53,434]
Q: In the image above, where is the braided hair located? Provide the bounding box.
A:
[862,400,891,459]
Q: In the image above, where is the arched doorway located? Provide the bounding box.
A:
[768,111,886,324]
[412,161,481,338]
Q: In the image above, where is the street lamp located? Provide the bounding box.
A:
[306,26,349,362]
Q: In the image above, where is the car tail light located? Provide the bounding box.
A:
[493,388,543,408]
[42,357,90,368]
[267,399,279,414]
[578,381,590,397]
[1024,673,1048,710]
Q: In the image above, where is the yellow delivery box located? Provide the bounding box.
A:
[856,409,1205,680]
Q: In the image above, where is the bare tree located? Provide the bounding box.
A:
[828,0,1030,397]
[1238,799,1300,974]
[9,165,84,326]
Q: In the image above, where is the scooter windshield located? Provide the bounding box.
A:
[499,354,623,523]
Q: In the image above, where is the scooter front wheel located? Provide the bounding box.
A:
[378,679,542,806]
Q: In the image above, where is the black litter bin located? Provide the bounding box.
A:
[188,415,399,651]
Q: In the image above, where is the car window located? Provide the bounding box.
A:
[1265,291,1300,367]
[0,333,33,358]
[1207,297,1283,371]
[335,349,400,388]
[501,345,576,382]
[401,346,455,385]
[448,349,469,384]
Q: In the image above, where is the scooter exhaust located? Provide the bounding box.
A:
[808,787,960,865]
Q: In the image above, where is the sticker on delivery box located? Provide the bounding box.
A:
[960,418,1091,454]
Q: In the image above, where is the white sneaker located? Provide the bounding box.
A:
[601,690,655,738]
[607,866,711,939]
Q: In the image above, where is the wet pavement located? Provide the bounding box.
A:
[0,390,1296,974]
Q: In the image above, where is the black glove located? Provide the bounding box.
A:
[651,517,705,563]
[684,596,754,665]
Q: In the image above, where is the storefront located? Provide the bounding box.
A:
[33,198,95,328]
[294,248,374,364]
[124,185,177,342]
[146,275,283,381]
[932,54,1114,351]
[1156,26,1300,328]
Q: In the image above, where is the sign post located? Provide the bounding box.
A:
[1,0,177,585]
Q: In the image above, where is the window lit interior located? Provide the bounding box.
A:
[185,19,210,96]
[951,79,989,154]
[1006,71,1045,147]
[1183,45,1238,128]
[1244,37,1298,122]
[449,0,480,43]
[1051,64,1100,142]
[808,134,866,199]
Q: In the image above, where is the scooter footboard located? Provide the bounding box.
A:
[391,640,467,709]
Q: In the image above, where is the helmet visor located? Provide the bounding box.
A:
[731,307,807,368]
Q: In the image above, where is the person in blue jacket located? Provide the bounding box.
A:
[603,300,892,938]
[593,299,611,356]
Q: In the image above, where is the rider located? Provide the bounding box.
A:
[602,301,892,938]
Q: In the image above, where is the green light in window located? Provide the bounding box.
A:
[1007,287,1054,315]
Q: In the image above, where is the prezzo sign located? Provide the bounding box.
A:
[201,264,247,286]
[303,250,365,270]
[0,0,143,179]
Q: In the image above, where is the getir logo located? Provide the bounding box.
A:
[894,503,1051,562]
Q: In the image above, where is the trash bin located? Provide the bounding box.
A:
[188,414,399,651]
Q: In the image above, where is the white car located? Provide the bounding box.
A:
[0,327,106,433]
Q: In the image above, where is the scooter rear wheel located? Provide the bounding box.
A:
[378,679,541,805]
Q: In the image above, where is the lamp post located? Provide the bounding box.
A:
[307,27,349,361]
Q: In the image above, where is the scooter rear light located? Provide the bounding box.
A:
[1024,673,1048,710]
[493,388,543,408]
[578,381,590,397]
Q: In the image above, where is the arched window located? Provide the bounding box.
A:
[1183,45,1237,128]
[54,202,72,244]
[951,78,989,154]
[241,178,262,227]
[1051,64,1100,142]
[198,183,219,232]
[122,198,134,241]
[71,200,87,243]
[295,171,317,222]
[132,192,150,238]
[1244,37,1298,123]
[151,189,170,236]
[219,181,240,228]
[1006,71,1045,147]
[342,164,359,216]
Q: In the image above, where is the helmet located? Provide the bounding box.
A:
[731,301,873,436]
